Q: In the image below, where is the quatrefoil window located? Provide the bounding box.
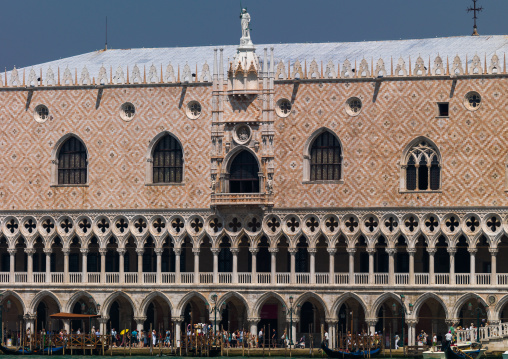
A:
[466,217,479,232]
[24,219,36,233]
[229,218,241,232]
[209,218,222,233]
[190,218,203,233]
[152,218,165,233]
[248,218,261,232]
[267,217,280,232]
[365,217,378,232]
[325,217,339,232]
[186,101,202,119]
[42,219,54,234]
[464,91,481,111]
[97,218,109,233]
[116,218,128,233]
[6,219,18,233]
[306,217,319,232]
[425,216,438,232]
[346,97,362,116]
[172,218,184,233]
[345,217,358,233]
[60,219,73,233]
[79,219,91,234]
[276,98,292,118]
[487,216,501,232]
[384,217,398,232]
[287,217,300,232]
[445,216,459,232]
[134,218,147,233]
[405,216,418,232]
[120,102,136,121]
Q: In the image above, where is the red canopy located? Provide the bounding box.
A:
[49,313,100,319]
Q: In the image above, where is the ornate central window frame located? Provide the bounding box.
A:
[303,127,344,184]
[145,131,185,186]
[50,133,89,187]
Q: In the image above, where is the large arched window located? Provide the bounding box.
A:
[152,134,183,184]
[403,140,441,191]
[229,151,260,193]
[58,136,88,185]
[308,131,342,181]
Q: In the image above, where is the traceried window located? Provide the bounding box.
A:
[310,131,342,181]
[229,150,260,193]
[152,134,183,184]
[58,137,88,185]
[404,140,440,191]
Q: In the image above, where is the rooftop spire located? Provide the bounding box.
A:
[467,0,483,36]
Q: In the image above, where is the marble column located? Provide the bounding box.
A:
[99,248,107,284]
[8,249,15,284]
[136,248,144,284]
[44,248,51,283]
[427,248,436,285]
[327,320,338,349]
[155,248,163,284]
[387,248,396,285]
[366,319,377,336]
[248,318,259,340]
[347,248,356,285]
[288,248,297,284]
[98,318,108,335]
[231,248,239,284]
[81,248,88,283]
[135,316,146,334]
[309,248,316,284]
[269,248,278,285]
[448,247,456,285]
[406,319,418,346]
[192,248,200,284]
[367,248,375,284]
[490,248,498,285]
[117,248,125,284]
[250,248,258,284]
[407,248,416,285]
[174,248,181,284]
[469,248,477,285]
[25,248,35,283]
[327,248,336,285]
[212,248,220,284]
[63,248,70,283]
[174,317,183,347]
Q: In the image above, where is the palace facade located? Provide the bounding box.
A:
[2,11,508,347]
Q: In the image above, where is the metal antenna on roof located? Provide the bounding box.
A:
[467,0,483,36]
[105,16,108,50]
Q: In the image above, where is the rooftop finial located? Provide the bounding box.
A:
[467,0,483,36]
[105,16,108,50]
[239,8,253,48]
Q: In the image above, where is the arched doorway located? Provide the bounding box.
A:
[143,296,172,332]
[229,151,260,193]
[257,295,286,345]
[337,297,367,335]
[1,294,24,342]
[35,295,61,331]
[182,296,209,330]
[374,297,407,348]
[415,297,447,344]
[298,298,327,347]
[458,298,487,329]
[108,296,135,334]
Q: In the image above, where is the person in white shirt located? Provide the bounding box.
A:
[445,331,453,342]
[324,331,329,347]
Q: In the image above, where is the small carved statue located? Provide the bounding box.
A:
[240,8,251,40]
[210,177,216,193]
[265,178,273,195]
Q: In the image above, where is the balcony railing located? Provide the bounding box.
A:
[1,271,505,286]
[210,193,274,207]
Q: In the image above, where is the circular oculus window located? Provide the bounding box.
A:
[275,98,292,118]
[120,102,136,121]
[233,124,252,145]
[34,104,49,123]
[345,97,362,116]
[186,101,202,119]
[464,91,481,111]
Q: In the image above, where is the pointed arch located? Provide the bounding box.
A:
[451,293,491,321]
[177,291,209,316]
[330,292,368,320]
[303,127,343,182]
[217,291,250,314]
[65,290,97,313]
[370,292,406,319]
[252,292,287,318]
[401,136,441,191]
[220,146,261,193]
[139,291,173,317]
[146,131,184,184]
[294,292,329,318]
[0,290,26,314]
[412,292,449,319]
[29,290,62,314]
[101,291,136,318]
[494,294,508,321]
[50,133,89,186]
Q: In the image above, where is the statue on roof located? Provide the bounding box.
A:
[240,8,252,46]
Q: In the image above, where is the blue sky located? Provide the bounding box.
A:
[2,0,508,70]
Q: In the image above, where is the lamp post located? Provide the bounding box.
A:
[207,293,225,335]
[282,296,300,347]
[467,296,486,343]
[392,294,413,349]
[0,293,11,345]
[80,296,100,334]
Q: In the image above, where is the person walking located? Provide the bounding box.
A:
[394,332,400,349]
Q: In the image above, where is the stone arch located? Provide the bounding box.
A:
[370,292,405,319]
[330,292,369,320]
[222,145,261,175]
[1,290,26,314]
[252,291,287,318]
[494,294,508,322]
[29,290,62,314]
[101,291,136,318]
[145,131,185,184]
[50,133,89,186]
[217,291,250,313]
[294,291,329,318]
[400,136,441,192]
[412,292,449,319]
[303,127,343,182]
[177,291,209,317]
[451,293,491,321]
[139,291,173,317]
[65,290,97,313]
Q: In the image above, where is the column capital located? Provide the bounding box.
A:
[407,248,417,254]
[288,248,298,254]
[192,248,200,254]
[468,248,478,254]
[116,248,126,255]
[211,248,221,254]
[24,248,36,255]
[427,248,437,255]
[98,318,108,325]
[7,248,16,255]
[445,319,459,327]
[268,248,279,253]
[80,248,89,255]
[327,248,337,255]
[173,248,182,255]
[365,318,377,326]
[98,248,107,255]
[405,318,418,326]
[386,248,397,256]
[230,248,240,254]
[247,317,260,325]
[135,248,145,255]
[489,248,499,255]
[366,248,376,254]
[134,316,147,324]
[249,248,259,254]
[172,316,184,324]
[326,319,339,325]
[62,248,71,255]
[154,248,164,255]
[43,248,52,255]
[308,248,317,254]
[447,247,457,254]
[346,248,356,254]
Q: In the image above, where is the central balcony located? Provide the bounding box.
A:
[210,192,273,207]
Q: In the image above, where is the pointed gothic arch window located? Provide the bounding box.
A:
[403,139,441,191]
[229,150,260,193]
[57,136,88,185]
[304,130,342,182]
[152,134,183,184]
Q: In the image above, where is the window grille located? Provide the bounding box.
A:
[229,151,260,193]
[404,140,440,191]
[310,132,341,181]
[58,137,88,185]
[152,135,183,183]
